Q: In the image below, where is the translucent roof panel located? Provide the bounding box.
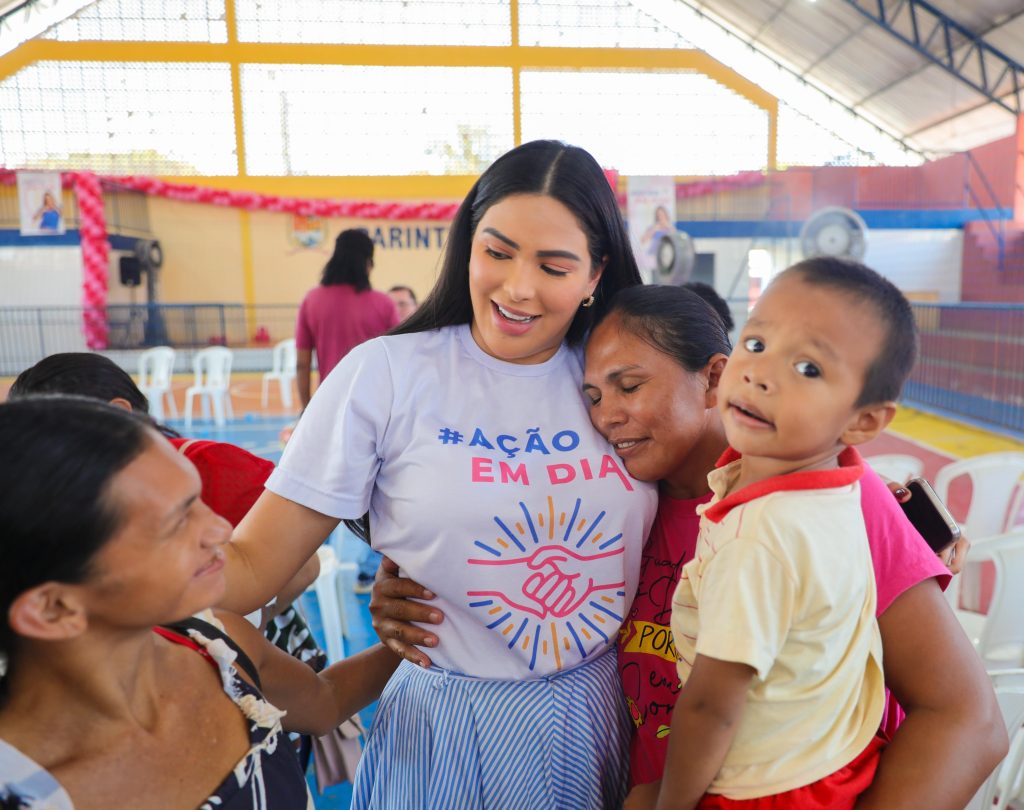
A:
[241,64,514,175]
[41,0,228,42]
[235,0,510,46]
[0,61,237,174]
[520,69,768,175]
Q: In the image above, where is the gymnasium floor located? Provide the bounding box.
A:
[3,372,1023,808]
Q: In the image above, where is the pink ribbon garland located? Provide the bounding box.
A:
[0,168,463,220]
[105,175,463,220]
[73,172,109,349]
[0,164,676,350]
[1,168,466,350]
[675,170,765,199]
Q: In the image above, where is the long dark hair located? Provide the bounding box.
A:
[321,229,374,291]
[8,352,178,438]
[0,397,154,695]
[599,285,732,372]
[392,140,642,346]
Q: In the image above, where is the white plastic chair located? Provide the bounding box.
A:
[937,453,1024,613]
[951,529,1024,662]
[183,346,234,428]
[137,346,177,421]
[261,338,297,410]
[977,537,1024,669]
[966,686,1024,810]
[935,452,1024,539]
[311,545,358,665]
[990,669,1024,692]
[865,453,924,485]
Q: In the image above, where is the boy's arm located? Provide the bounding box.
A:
[656,654,755,810]
[218,610,400,736]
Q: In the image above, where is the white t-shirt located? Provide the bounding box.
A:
[268,324,658,679]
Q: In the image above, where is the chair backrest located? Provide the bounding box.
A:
[138,346,176,388]
[978,536,1024,667]
[192,346,232,388]
[990,669,1024,692]
[981,688,1024,810]
[272,338,297,374]
[312,545,345,665]
[935,453,1024,539]
[865,453,924,485]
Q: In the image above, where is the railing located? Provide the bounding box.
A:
[906,302,1024,435]
[963,150,1006,272]
[3,300,1023,437]
[0,303,298,375]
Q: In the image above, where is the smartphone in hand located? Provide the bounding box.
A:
[899,476,961,552]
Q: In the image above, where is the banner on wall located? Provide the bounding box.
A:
[17,171,65,236]
[287,215,328,251]
[627,176,677,285]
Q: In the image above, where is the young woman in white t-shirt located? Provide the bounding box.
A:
[216,140,659,808]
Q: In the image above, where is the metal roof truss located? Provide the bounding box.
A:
[842,0,1024,115]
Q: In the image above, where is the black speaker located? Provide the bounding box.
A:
[119,255,142,287]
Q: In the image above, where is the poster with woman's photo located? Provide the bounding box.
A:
[626,176,676,285]
[17,171,64,236]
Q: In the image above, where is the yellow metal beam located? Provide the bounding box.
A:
[0,34,780,174]
[225,0,247,177]
[511,0,521,146]
[0,39,776,114]
[222,0,256,319]
[238,208,256,333]
[156,174,474,200]
[766,99,778,171]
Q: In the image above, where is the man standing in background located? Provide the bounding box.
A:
[388,284,419,322]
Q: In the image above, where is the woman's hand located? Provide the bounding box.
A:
[369,556,444,668]
[940,535,970,575]
[885,480,970,574]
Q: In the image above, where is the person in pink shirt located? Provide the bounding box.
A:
[372,282,1004,810]
[295,229,400,408]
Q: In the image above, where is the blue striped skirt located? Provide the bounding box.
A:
[350,647,631,810]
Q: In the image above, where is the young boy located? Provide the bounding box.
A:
[657,257,918,810]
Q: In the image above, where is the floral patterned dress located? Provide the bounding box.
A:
[0,620,313,810]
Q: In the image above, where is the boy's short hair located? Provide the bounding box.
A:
[776,257,918,406]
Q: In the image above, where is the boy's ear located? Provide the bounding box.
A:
[8,583,89,643]
[841,401,897,447]
[703,353,729,409]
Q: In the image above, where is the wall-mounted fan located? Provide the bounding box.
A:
[134,238,164,270]
[653,228,696,286]
[799,207,868,261]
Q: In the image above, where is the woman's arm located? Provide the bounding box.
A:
[259,553,321,627]
[218,610,400,736]
[220,490,339,616]
[857,578,1007,809]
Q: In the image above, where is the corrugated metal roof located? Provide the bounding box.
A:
[687,0,1024,156]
